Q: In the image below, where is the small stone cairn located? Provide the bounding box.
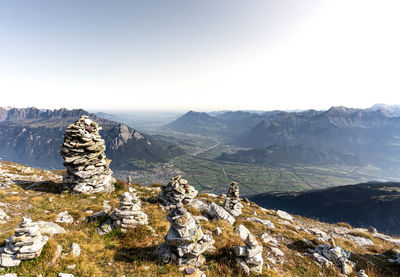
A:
[0,217,49,267]
[154,203,215,266]
[61,115,114,194]
[158,176,198,209]
[232,225,263,275]
[222,182,244,217]
[111,192,148,232]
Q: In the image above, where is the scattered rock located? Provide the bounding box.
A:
[245,217,275,229]
[182,266,206,277]
[60,115,114,194]
[48,244,63,265]
[0,217,49,267]
[204,202,235,225]
[0,208,10,223]
[0,274,18,277]
[276,210,293,221]
[36,221,67,236]
[222,182,243,217]
[154,203,215,266]
[58,274,74,277]
[307,244,354,275]
[56,211,74,224]
[232,225,263,275]
[71,243,81,257]
[357,269,369,277]
[347,235,374,246]
[158,176,198,209]
[261,233,278,246]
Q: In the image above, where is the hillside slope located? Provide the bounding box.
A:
[249,182,400,235]
[1,161,400,276]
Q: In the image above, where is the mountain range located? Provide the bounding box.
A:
[166,105,400,170]
[0,107,184,170]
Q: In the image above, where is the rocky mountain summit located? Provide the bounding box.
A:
[1,161,400,276]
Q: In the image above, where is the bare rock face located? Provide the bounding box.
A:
[111,192,148,232]
[222,182,243,217]
[0,217,49,267]
[232,225,263,275]
[154,203,214,266]
[158,176,198,209]
[61,116,114,194]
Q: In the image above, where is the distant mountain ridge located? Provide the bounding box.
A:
[0,107,184,169]
[249,181,400,235]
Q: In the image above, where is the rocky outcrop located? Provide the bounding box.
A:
[154,203,214,266]
[306,244,355,275]
[0,217,49,267]
[232,225,263,275]
[222,182,243,217]
[61,116,114,194]
[111,192,148,232]
[158,176,198,209]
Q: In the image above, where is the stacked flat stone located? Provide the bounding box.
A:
[222,182,244,217]
[111,192,148,232]
[232,225,263,275]
[61,115,114,194]
[158,176,198,208]
[154,203,215,266]
[0,217,49,267]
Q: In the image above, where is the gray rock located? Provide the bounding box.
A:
[0,208,10,223]
[204,202,235,225]
[58,274,74,277]
[357,269,369,277]
[232,225,263,275]
[158,176,198,209]
[36,221,67,236]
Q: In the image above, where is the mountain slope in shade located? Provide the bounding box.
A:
[0,107,184,169]
[249,182,400,235]
[216,144,361,166]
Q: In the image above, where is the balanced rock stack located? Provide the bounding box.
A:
[154,203,215,266]
[0,217,49,267]
[232,225,263,275]
[111,192,148,232]
[222,182,244,217]
[61,115,114,194]
[158,176,198,208]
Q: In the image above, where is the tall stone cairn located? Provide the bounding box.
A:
[61,115,114,194]
[0,217,49,267]
[222,182,244,217]
[154,203,215,266]
[232,225,263,275]
[158,176,198,209]
[111,192,148,232]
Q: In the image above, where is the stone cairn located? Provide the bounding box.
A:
[158,176,198,209]
[232,225,263,275]
[61,115,114,194]
[111,192,148,232]
[0,217,49,267]
[154,203,215,266]
[222,182,244,217]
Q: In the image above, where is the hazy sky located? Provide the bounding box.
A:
[1,0,399,111]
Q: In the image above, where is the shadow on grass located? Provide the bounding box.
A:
[15,179,64,194]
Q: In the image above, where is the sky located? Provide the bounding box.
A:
[0,0,399,112]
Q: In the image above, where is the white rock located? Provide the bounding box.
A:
[246,217,275,229]
[261,233,278,246]
[270,247,284,257]
[205,202,235,225]
[58,273,74,277]
[56,211,74,224]
[357,269,369,277]
[71,243,81,257]
[276,210,293,221]
[347,235,374,246]
[0,274,18,277]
